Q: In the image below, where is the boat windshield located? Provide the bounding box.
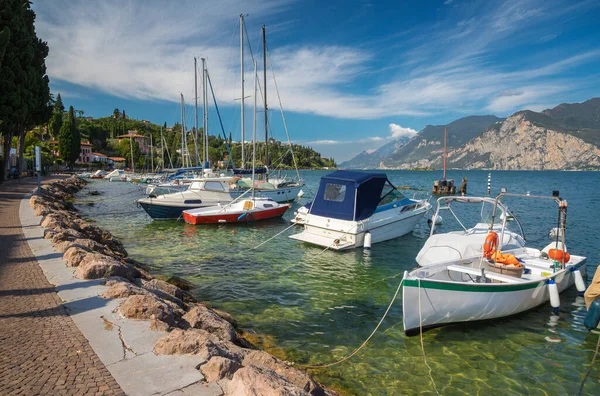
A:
[379,184,405,206]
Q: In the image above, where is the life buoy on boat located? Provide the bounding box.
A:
[548,248,570,263]
[483,232,498,259]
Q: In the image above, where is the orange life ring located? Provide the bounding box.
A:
[548,249,571,263]
[483,232,498,259]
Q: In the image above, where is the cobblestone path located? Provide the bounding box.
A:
[0,178,124,396]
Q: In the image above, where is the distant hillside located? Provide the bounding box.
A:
[341,115,502,169]
[338,98,600,170]
[447,98,600,170]
[339,136,411,168]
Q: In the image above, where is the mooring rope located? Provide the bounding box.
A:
[418,279,441,395]
[578,331,600,395]
[246,223,297,252]
[301,274,403,369]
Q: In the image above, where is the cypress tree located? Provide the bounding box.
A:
[0,27,9,68]
[59,106,80,166]
[54,93,65,113]
[0,0,50,180]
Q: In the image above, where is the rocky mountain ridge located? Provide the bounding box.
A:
[340,98,600,170]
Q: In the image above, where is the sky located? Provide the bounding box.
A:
[32,0,600,161]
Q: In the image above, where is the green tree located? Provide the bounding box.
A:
[0,1,51,180]
[117,138,141,169]
[54,93,65,113]
[58,106,80,166]
[0,27,9,68]
[48,112,62,138]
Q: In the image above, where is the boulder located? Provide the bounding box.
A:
[63,246,89,267]
[118,294,175,325]
[135,278,184,308]
[75,253,140,280]
[242,351,321,395]
[182,305,237,342]
[149,316,171,332]
[155,275,194,291]
[153,328,246,362]
[34,204,51,216]
[101,281,149,299]
[226,366,307,396]
[213,309,238,328]
[105,276,131,286]
[140,278,183,300]
[50,228,86,244]
[200,356,241,382]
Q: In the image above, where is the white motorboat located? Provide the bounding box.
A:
[402,192,587,336]
[289,171,431,250]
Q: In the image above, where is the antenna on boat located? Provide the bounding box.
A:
[443,127,447,181]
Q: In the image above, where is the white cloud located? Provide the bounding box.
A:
[389,123,418,138]
[32,0,600,121]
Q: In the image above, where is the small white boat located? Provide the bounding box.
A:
[289,171,431,250]
[402,192,587,336]
[104,169,130,182]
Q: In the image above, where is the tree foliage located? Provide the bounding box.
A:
[58,106,80,165]
[0,0,51,180]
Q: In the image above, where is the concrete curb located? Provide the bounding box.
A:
[19,190,223,396]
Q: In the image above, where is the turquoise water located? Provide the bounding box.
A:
[76,170,600,395]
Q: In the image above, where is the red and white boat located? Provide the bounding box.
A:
[182,197,290,225]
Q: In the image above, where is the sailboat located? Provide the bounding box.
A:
[431,127,457,195]
[182,59,290,225]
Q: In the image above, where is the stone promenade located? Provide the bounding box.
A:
[0,177,123,396]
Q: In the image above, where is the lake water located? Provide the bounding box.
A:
[75,170,600,395]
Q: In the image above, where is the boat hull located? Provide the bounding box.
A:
[230,185,302,203]
[183,205,289,225]
[402,260,586,335]
[138,201,211,220]
[290,202,429,250]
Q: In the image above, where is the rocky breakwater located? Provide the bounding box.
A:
[30,176,334,396]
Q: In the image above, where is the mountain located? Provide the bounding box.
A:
[447,98,600,170]
[338,98,600,170]
[340,115,502,169]
[339,136,411,168]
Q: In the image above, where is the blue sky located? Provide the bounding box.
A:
[33,0,600,161]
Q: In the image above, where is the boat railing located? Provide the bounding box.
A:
[491,191,567,266]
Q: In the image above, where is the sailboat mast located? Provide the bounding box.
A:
[194,57,199,167]
[443,127,447,180]
[252,60,257,200]
[262,25,268,180]
[202,58,208,168]
[240,14,245,169]
[160,125,164,170]
[150,134,154,172]
[180,94,185,168]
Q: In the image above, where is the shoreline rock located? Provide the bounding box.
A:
[32,176,334,396]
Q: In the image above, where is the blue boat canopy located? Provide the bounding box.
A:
[232,167,267,175]
[309,170,396,221]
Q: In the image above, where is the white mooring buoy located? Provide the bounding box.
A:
[548,279,560,314]
[364,232,372,251]
[573,269,586,295]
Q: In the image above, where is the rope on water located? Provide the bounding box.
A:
[578,331,600,395]
[419,279,441,395]
[246,223,297,252]
[301,274,403,369]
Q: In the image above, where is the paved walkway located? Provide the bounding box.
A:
[0,178,123,396]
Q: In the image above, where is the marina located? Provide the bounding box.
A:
[75,169,600,394]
